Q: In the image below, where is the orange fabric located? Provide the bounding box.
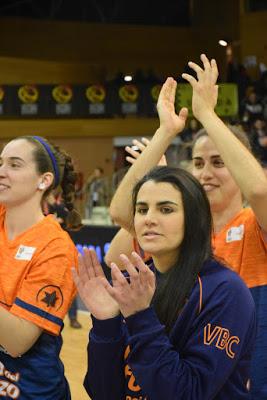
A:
[133,238,151,262]
[213,208,267,289]
[0,204,78,335]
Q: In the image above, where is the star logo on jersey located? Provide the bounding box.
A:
[41,290,58,307]
[36,285,64,311]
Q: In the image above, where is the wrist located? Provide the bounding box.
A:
[197,109,217,125]
[92,310,120,320]
[154,126,177,141]
[121,305,150,319]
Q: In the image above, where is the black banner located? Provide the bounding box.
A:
[0,83,238,118]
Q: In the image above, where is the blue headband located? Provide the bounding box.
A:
[33,136,60,187]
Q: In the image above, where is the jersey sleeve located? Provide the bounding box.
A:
[244,207,267,248]
[124,276,256,400]
[84,314,127,400]
[9,237,78,335]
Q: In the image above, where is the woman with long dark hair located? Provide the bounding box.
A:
[74,165,255,399]
[108,55,267,399]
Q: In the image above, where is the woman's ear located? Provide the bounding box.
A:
[42,172,55,190]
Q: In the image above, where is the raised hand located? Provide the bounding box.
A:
[102,252,156,318]
[157,77,188,137]
[125,137,167,166]
[72,248,119,320]
[182,54,219,122]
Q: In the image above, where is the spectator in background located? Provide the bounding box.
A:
[227,61,251,105]
[46,192,82,329]
[84,167,109,219]
[257,72,267,120]
[180,118,200,160]
[181,118,200,143]
[255,70,267,100]
[250,119,267,165]
[241,90,263,124]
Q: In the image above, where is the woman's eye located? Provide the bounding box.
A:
[193,161,203,169]
[136,208,148,215]
[213,159,224,167]
[161,207,173,214]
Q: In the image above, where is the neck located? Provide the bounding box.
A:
[152,250,178,273]
[211,196,243,234]
[5,199,44,240]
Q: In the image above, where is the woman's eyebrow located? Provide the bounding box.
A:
[136,201,178,206]
[156,201,178,206]
[192,155,221,160]
[0,156,25,162]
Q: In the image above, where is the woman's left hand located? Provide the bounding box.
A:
[182,54,219,122]
[102,252,156,318]
[125,137,167,166]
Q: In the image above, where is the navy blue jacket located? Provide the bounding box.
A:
[84,260,256,399]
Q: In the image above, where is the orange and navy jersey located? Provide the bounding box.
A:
[0,204,77,399]
[213,207,267,289]
[213,208,267,399]
[0,204,78,335]
[85,260,256,399]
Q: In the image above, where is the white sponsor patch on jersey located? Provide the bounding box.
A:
[15,245,36,261]
[226,225,244,242]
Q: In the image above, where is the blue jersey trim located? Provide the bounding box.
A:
[14,297,63,327]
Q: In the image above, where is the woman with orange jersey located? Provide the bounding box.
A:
[0,136,81,399]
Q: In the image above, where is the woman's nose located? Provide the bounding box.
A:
[200,164,214,180]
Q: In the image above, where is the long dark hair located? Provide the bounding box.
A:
[132,166,213,333]
[13,136,82,230]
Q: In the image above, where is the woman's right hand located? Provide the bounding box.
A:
[157,77,188,137]
[72,248,120,320]
[125,137,167,166]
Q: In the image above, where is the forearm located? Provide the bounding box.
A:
[110,127,175,231]
[105,228,135,269]
[200,110,267,200]
[0,306,42,357]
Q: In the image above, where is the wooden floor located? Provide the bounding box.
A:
[61,311,92,400]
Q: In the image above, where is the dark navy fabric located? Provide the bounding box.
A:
[0,331,70,399]
[84,259,256,400]
[249,285,267,400]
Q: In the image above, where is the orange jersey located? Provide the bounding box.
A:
[0,204,78,335]
[212,208,267,289]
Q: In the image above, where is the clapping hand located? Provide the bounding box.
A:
[182,54,219,122]
[157,77,188,137]
[102,252,156,318]
[72,248,120,320]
